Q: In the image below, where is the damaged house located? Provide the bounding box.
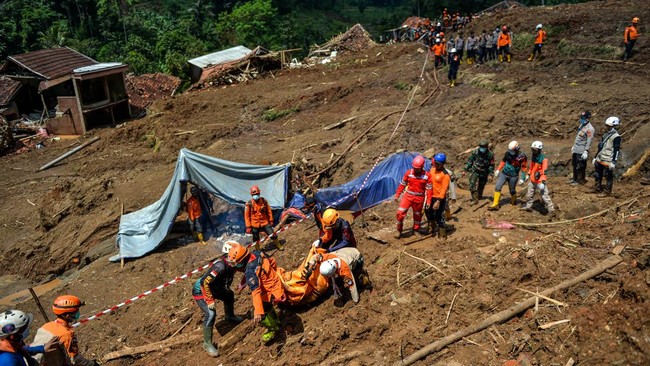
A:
[0,47,130,135]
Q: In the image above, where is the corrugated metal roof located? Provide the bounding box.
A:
[188,46,252,69]
[8,47,97,80]
[73,62,123,74]
[0,76,22,106]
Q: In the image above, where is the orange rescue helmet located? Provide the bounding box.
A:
[52,295,84,315]
[322,208,339,229]
[412,155,425,169]
[250,185,260,195]
[632,17,639,24]
[227,243,250,265]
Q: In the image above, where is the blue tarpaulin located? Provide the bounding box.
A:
[315,152,430,212]
[111,149,290,261]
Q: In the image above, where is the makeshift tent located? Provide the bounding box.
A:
[315,152,431,212]
[111,149,290,261]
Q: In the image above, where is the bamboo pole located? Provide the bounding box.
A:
[38,136,100,171]
[396,255,623,366]
[28,288,50,322]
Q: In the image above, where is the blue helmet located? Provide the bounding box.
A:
[433,153,447,163]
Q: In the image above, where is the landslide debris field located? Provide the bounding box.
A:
[1,1,649,365]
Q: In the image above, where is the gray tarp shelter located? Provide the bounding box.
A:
[111,148,290,261]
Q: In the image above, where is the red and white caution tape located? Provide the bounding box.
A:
[72,217,309,328]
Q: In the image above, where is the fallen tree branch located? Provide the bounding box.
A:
[577,57,646,66]
[513,195,648,227]
[395,255,623,366]
[622,148,649,177]
[38,136,100,171]
[322,116,357,131]
[402,250,462,287]
[102,332,201,362]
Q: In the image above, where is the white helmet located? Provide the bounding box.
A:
[605,116,620,127]
[437,22,441,27]
[222,240,239,254]
[435,38,441,43]
[508,141,519,151]
[536,24,543,30]
[450,48,457,53]
[319,259,339,277]
[0,310,33,339]
[531,141,543,150]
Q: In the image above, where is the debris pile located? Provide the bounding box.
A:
[192,46,281,89]
[126,73,182,117]
[0,115,14,154]
[309,24,376,57]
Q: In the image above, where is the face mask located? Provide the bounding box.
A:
[252,194,260,200]
[72,311,81,321]
[235,262,245,268]
[479,147,487,154]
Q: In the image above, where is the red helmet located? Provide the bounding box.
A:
[250,185,260,195]
[52,295,84,315]
[412,155,425,169]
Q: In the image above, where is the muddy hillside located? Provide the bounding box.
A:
[1,0,649,365]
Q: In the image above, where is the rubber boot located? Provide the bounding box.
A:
[394,223,402,239]
[197,232,206,245]
[507,54,511,63]
[223,302,243,324]
[499,54,503,62]
[469,191,479,205]
[527,54,534,61]
[272,237,283,251]
[487,192,501,211]
[438,227,447,240]
[202,326,219,357]
[510,195,517,205]
[445,208,452,220]
[260,311,280,344]
[450,80,456,87]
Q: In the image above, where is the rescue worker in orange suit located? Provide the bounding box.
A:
[227,243,285,344]
[432,38,445,68]
[186,186,205,245]
[32,295,99,366]
[528,24,547,61]
[1,309,60,366]
[313,208,357,252]
[192,241,244,357]
[245,185,281,250]
[593,116,622,197]
[394,155,432,239]
[302,247,371,300]
[424,153,451,239]
[623,17,640,61]
[521,141,556,219]
[489,141,528,211]
[497,25,512,62]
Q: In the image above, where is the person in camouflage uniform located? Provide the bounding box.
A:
[464,140,495,205]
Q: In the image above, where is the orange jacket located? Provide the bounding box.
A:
[528,154,548,184]
[244,197,273,228]
[497,32,511,47]
[625,25,639,42]
[535,29,547,44]
[245,252,285,316]
[430,167,450,199]
[186,196,202,220]
[32,318,90,365]
[320,253,354,286]
[432,43,445,56]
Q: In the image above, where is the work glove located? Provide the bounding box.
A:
[538,182,546,191]
[494,169,500,178]
[245,227,252,235]
[609,162,615,170]
[312,239,321,248]
[581,151,588,160]
[207,302,215,310]
[518,179,525,186]
[592,158,597,166]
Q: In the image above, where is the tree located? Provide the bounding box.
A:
[216,0,280,48]
[38,20,70,48]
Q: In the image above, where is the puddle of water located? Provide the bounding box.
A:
[0,278,62,306]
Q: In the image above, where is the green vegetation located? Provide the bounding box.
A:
[394,81,412,90]
[262,106,300,121]
[557,38,621,58]
[512,33,534,53]
[467,73,509,93]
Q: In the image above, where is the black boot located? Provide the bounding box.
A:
[223,301,243,324]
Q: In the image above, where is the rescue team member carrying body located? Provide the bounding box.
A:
[319,249,363,305]
[424,153,451,239]
[32,296,99,366]
[497,25,512,63]
[528,24,547,61]
[245,185,282,250]
[521,141,556,218]
[570,111,595,185]
[186,186,205,245]
[313,209,357,252]
[228,243,285,344]
[623,17,640,61]
[464,140,495,205]
[593,116,622,197]
[489,141,528,211]
[394,155,433,239]
[192,242,244,357]
[1,310,58,366]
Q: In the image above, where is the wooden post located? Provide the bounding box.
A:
[29,287,50,322]
[71,78,87,134]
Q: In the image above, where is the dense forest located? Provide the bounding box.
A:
[0,0,590,80]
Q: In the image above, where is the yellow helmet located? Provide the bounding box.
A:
[321,208,339,229]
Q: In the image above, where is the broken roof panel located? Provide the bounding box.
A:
[125,73,182,112]
[73,62,124,74]
[0,76,22,106]
[8,47,97,80]
[188,46,253,69]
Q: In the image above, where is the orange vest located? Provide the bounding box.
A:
[432,43,444,56]
[498,32,511,47]
[248,253,285,315]
[186,196,201,220]
[33,319,78,359]
[625,25,638,42]
[430,168,450,199]
[244,197,273,228]
[535,29,547,44]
